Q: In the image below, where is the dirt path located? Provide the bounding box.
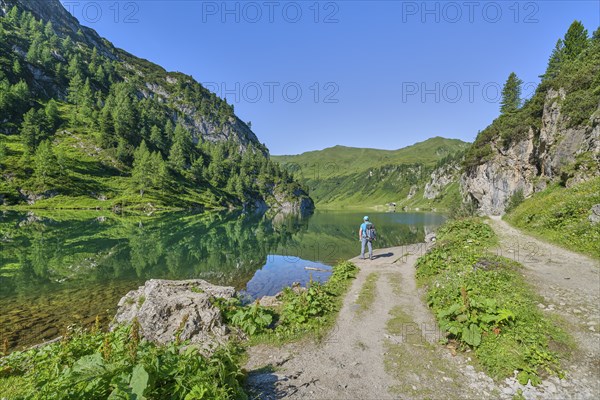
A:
[245,246,498,399]
[487,216,600,398]
[245,221,600,399]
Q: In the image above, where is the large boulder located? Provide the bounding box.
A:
[112,279,236,352]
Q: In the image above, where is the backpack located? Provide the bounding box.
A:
[365,223,377,241]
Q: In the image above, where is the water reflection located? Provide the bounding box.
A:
[0,209,445,350]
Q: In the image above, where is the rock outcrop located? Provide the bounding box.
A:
[273,187,315,214]
[424,163,460,200]
[112,279,236,352]
[462,89,600,215]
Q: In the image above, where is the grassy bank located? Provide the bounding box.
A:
[223,261,358,345]
[0,261,358,399]
[504,177,600,259]
[415,218,571,385]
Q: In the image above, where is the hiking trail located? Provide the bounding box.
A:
[245,219,600,399]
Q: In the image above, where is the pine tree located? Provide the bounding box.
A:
[33,140,58,190]
[116,137,132,164]
[44,21,54,38]
[6,6,20,24]
[26,37,41,63]
[20,108,48,155]
[8,80,30,119]
[67,56,81,80]
[113,85,137,140]
[132,141,153,197]
[168,139,187,172]
[67,73,84,105]
[12,59,22,75]
[45,100,60,131]
[500,72,523,114]
[563,21,588,61]
[67,73,84,124]
[80,78,94,119]
[167,124,192,172]
[190,156,204,183]
[151,151,169,191]
[593,27,600,43]
[61,36,73,55]
[543,39,565,81]
[95,65,106,86]
[149,125,164,151]
[164,120,174,142]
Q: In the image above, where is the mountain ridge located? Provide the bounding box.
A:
[273,137,468,209]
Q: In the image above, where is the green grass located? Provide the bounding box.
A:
[354,273,379,315]
[415,218,571,385]
[504,177,600,259]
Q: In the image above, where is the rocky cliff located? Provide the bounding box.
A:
[424,162,461,200]
[461,23,600,215]
[462,90,600,216]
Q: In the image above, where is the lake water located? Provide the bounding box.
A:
[0,209,445,351]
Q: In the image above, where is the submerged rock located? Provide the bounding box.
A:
[112,279,236,352]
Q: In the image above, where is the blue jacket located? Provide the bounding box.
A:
[360,222,371,238]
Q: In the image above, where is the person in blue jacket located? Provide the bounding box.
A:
[359,216,373,260]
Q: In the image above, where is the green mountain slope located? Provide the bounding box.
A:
[0,0,312,211]
[273,137,469,209]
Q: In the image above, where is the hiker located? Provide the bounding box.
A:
[359,216,376,260]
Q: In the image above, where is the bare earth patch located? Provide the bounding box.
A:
[246,247,494,399]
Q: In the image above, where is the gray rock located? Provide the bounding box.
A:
[589,204,600,225]
[407,185,418,199]
[258,295,282,308]
[425,233,437,243]
[112,279,236,352]
[424,163,461,200]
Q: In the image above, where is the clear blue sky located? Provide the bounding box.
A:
[63,1,599,155]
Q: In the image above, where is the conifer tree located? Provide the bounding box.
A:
[149,125,164,151]
[563,21,588,61]
[12,59,22,75]
[132,141,153,197]
[151,151,169,191]
[34,140,58,189]
[21,108,48,154]
[500,72,523,114]
[543,39,565,81]
[45,100,60,131]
